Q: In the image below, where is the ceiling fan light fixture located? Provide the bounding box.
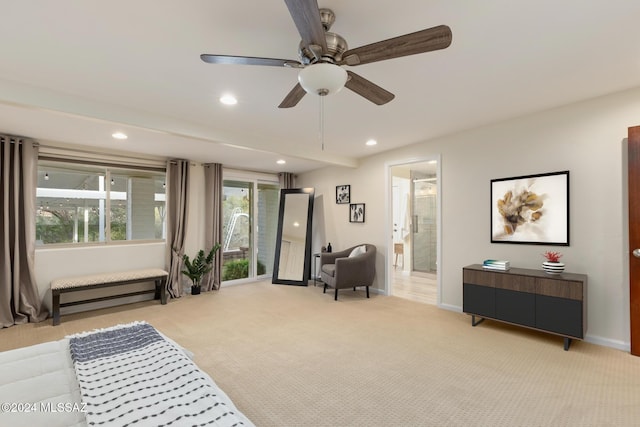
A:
[298,63,347,96]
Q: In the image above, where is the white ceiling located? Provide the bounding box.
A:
[1,1,639,174]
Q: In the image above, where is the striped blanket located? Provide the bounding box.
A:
[68,322,251,427]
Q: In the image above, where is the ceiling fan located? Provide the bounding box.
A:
[201,0,452,108]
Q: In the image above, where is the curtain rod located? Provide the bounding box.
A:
[0,134,39,146]
[40,155,166,172]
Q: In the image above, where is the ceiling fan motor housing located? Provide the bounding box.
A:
[297,9,346,64]
[298,32,348,65]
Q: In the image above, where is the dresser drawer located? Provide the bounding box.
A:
[463,283,495,318]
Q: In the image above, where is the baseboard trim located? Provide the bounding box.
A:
[584,334,630,352]
[439,303,462,313]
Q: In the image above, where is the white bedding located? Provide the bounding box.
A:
[0,339,85,427]
[0,325,254,427]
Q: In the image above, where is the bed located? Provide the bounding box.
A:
[0,322,254,427]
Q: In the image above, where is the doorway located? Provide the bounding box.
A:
[222,174,280,284]
[387,157,441,305]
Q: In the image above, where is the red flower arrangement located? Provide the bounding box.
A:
[542,251,562,263]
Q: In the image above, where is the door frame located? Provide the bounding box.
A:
[628,125,640,355]
[385,155,442,304]
[222,170,280,286]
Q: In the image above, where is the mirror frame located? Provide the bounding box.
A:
[272,188,315,286]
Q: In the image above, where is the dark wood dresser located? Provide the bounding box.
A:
[463,264,587,350]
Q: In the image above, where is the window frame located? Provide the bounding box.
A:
[36,157,167,247]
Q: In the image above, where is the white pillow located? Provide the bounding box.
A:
[348,245,367,258]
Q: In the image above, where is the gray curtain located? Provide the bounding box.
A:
[165,159,189,299]
[278,172,296,189]
[0,135,48,327]
[202,163,223,291]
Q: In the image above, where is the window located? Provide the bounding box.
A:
[36,160,166,245]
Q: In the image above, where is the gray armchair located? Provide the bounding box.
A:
[320,244,376,300]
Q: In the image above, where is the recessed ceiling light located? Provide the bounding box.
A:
[366,139,377,146]
[220,94,238,105]
[277,159,286,165]
[112,132,128,140]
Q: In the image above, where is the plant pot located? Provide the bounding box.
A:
[191,285,201,295]
[542,261,565,275]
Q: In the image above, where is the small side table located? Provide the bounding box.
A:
[394,243,404,268]
[313,253,321,286]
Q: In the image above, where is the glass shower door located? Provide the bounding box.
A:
[411,171,437,273]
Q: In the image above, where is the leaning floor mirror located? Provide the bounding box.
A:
[272,188,314,286]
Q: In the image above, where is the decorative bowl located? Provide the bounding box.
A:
[542,261,565,275]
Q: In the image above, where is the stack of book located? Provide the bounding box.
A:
[482,259,510,271]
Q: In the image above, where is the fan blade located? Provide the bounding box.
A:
[344,71,395,106]
[200,54,302,68]
[339,25,452,66]
[278,83,307,108]
[284,0,327,55]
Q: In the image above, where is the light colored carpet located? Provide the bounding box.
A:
[2,281,640,427]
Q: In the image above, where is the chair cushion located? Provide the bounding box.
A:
[321,264,336,277]
[349,245,367,258]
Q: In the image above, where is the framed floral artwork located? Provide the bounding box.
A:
[491,171,569,245]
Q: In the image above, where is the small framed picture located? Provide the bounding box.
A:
[350,203,365,223]
[336,185,350,204]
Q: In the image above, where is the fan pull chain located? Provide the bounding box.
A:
[319,95,325,151]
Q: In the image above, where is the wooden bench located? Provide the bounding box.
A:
[51,268,168,326]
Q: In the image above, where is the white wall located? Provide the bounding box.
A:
[298,86,640,350]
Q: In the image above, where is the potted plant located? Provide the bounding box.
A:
[541,251,564,275]
[181,243,221,295]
